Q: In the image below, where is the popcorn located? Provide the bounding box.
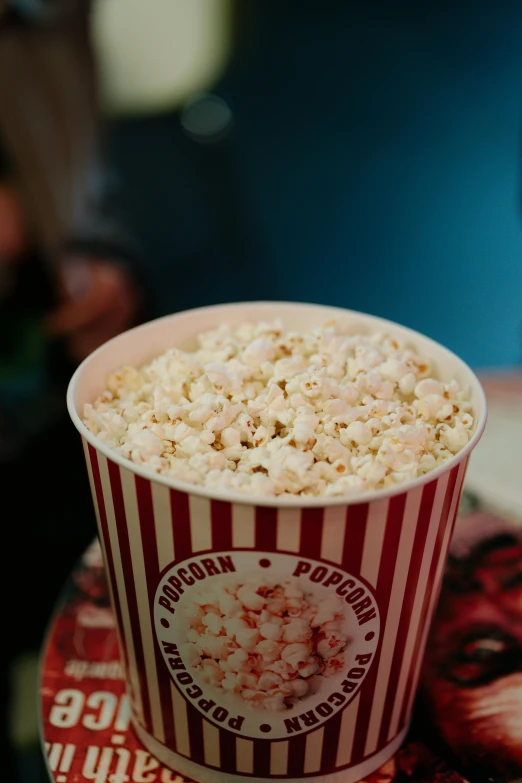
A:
[227,648,250,673]
[316,632,346,659]
[265,660,293,680]
[439,421,470,453]
[254,640,283,663]
[235,628,261,651]
[259,622,284,641]
[281,619,313,644]
[202,612,224,635]
[343,421,373,446]
[200,659,225,685]
[181,580,349,710]
[312,595,346,627]
[281,642,312,670]
[296,657,321,678]
[200,634,232,660]
[179,643,202,668]
[85,320,474,495]
[237,584,266,611]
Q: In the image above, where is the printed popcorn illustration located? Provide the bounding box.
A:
[154,551,380,740]
[181,578,349,711]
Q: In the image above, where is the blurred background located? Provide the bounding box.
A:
[1,0,522,780]
[97,0,522,369]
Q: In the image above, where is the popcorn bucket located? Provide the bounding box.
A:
[67,302,487,783]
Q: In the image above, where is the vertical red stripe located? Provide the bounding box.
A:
[210,499,233,551]
[342,503,369,576]
[320,710,343,773]
[186,707,204,765]
[287,732,308,777]
[299,507,324,558]
[134,478,159,607]
[135,476,176,751]
[87,446,128,672]
[107,459,153,732]
[205,500,235,767]
[253,739,271,777]
[320,502,368,773]
[377,479,437,748]
[218,730,236,774]
[168,488,204,762]
[397,465,460,730]
[255,506,278,551]
[170,488,192,561]
[350,492,407,763]
[447,458,468,536]
[400,460,468,732]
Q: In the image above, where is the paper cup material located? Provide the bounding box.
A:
[67,302,487,783]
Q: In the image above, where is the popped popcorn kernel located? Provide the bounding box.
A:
[85,320,474,496]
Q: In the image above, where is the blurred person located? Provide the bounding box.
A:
[0,1,145,778]
[421,515,522,782]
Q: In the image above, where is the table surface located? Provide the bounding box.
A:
[40,372,522,783]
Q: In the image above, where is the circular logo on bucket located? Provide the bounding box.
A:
[154,552,380,740]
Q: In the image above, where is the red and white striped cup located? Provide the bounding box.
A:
[67,302,487,783]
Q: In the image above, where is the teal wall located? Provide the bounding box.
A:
[110,1,522,369]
